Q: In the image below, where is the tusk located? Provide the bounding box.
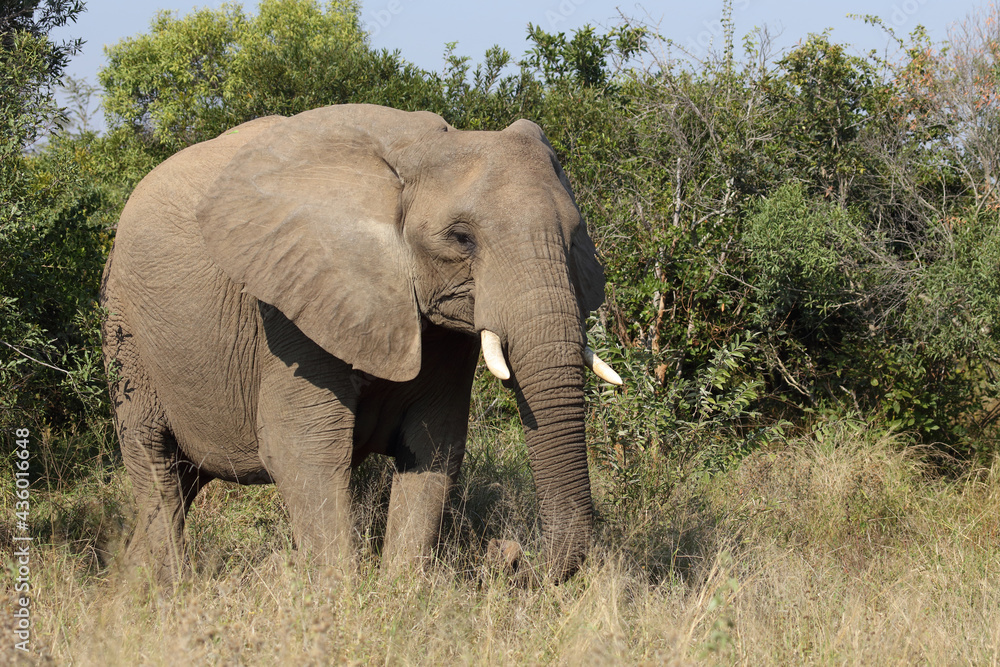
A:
[481,330,510,380]
[584,347,623,386]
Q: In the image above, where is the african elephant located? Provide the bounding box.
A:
[100,103,621,583]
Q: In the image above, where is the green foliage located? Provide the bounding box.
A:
[1,0,84,77]
[738,184,893,396]
[0,0,103,432]
[887,212,1000,449]
[1,132,119,430]
[523,23,647,88]
[589,327,785,518]
[1,30,54,222]
[2,0,85,224]
[99,3,246,152]
[435,43,542,131]
[1,1,85,207]
[588,17,1000,457]
[770,34,889,197]
[906,215,1000,363]
[729,185,991,443]
[743,184,878,328]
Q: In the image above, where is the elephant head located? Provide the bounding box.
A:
[197,104,619,579]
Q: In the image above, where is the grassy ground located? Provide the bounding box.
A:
[3,414,999,665]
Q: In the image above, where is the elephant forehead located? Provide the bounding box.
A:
[465,148,579,226]
[458,176,579,227]
[421,137,571,200]
[409,129,554,179]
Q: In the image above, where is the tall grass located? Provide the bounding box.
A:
[4,412,999,664]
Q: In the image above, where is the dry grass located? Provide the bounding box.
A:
[708,422,1000,664]
[4,417,1000,665]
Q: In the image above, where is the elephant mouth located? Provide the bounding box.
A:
[421,281,475,332]
[442,282,474,301]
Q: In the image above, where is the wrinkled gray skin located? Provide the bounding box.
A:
[101,104,606,583]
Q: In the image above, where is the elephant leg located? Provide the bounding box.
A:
[257,379,355,567]
[381,329,479,572]
[104,298,208,583]
[113,372,208,582]
[123,441,210,583]
[257,307,357,568]
[383,468,454,570]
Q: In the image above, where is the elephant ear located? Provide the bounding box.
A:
[504,119,606,314]
[198,105,449,382]
[569,223,606,314]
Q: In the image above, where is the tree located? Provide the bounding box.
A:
[1,0,94,431]
[100,0,440,156]
[1,0,83,78]
[933,2,1000,213]
[2,0,84,221]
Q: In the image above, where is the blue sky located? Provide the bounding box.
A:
[54,0,985,93]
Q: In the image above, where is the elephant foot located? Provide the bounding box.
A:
[486,539,523,573]
[112,550,188,596]
[486,540,549,587]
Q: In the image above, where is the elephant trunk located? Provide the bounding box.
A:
[511,344,591,580]
[489,256,593,581]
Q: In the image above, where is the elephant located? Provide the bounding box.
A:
[100,103,622,584]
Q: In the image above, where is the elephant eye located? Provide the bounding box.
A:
[449,229,476,253]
